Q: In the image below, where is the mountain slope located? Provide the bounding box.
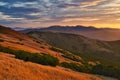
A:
[0,25,106,80]
[0,25,84,63]
[21,25,120,41]
[28,31,120,65]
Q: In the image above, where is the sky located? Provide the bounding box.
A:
[0,0,120,28]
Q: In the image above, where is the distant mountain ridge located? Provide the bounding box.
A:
[20,25,120,41]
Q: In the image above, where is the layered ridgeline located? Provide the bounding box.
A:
[0,25,104,80]
[0,25,119,80]
[20,25,120,41]
[28,31,120,66]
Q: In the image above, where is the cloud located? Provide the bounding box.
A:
[0,6,40,19]
[0,0,36,3]
[80,0,105,8]
[117,18,120,21]
[0,0,120,28]
[0,12,25,25]
[62,17,99,22]
[0,2,8,6]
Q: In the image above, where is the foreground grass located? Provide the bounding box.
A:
[0,52,102,80]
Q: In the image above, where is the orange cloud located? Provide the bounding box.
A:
[80,0,105,8]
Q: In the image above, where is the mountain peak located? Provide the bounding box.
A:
[48,25,98,31]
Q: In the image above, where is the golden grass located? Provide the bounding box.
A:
[0,41,40,53]
[0,52,102,80]
[0,33,83,63]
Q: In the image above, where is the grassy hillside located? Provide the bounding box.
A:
[0,45,119,80]
[28,31,120,66]
[0,25,119,80]
[0,25,70,63]
[0,52,103,80]
[0,25,101,80]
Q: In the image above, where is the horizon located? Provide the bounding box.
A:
[11,25,120,30]
[0,0,120,29]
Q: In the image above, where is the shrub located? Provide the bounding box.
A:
[60,62,120,79]
[0,45,15,54]
[0,39,4,42]
[50,47,62,53]
[50,47,82,62]
[37,53,59,66]
[91,64,120,79]
[0,45,59,66]
[62,54,81,62]
[60,62,91,73]
[50,47,69,54]
[40,46,45,49]
[15,52,59,66]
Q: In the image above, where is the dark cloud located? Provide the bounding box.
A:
[72,0,95,3]
[57,3,79,8]
[0,6,40,19]
[0,0,37,3]
[0,6,39,13]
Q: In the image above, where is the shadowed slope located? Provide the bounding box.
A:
[28,31,120,65]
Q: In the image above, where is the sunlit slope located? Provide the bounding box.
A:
[0,25,68,62]
[0,52,102,80]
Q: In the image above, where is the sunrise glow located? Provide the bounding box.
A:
[0,0,120,28]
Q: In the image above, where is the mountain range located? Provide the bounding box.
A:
[20,25,120,41]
